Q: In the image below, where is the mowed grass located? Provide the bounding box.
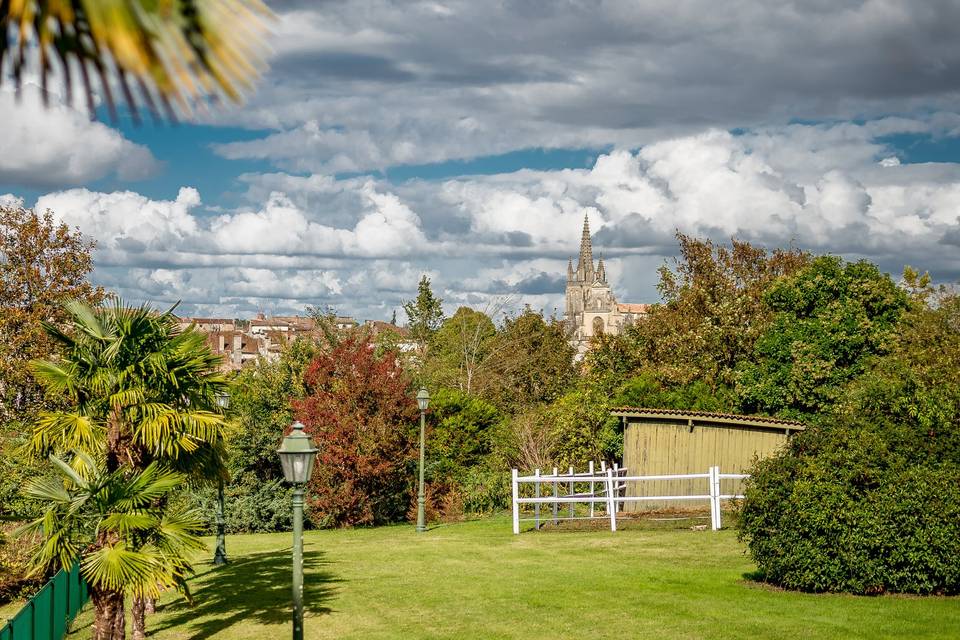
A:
[63,515,958,640]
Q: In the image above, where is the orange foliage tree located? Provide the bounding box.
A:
[295,337,419,527]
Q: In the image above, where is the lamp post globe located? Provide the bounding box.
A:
[417,387,430,412]
[416,387,430,533]
[277,421,317,640]
[278,421,317,484]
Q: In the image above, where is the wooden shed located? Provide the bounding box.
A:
[612,407,804,511]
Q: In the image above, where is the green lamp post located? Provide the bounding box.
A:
[278,421,317,640]
[416,387,430,533]
[214,391,230,566]
[213,479,228,565]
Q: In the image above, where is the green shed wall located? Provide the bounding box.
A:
[621,418,791,511]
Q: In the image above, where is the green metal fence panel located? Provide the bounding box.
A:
[0,565,88,640]
[50,572,67,640]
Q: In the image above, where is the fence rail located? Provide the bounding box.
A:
[510,463,748,534]
[0,565,88,640]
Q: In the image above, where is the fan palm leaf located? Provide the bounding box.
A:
[20,456,204,598]
[0,0,272,120]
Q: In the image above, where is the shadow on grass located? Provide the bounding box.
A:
[152,546,340,639]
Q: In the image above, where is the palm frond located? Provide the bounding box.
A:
[66,299,109,341]
[31,411,104,454]
[101,512,158,535]
[29,360,79,396]
[48,454,88,489]
[113,463,186,510]
[23,476,71,503]
[82,543,160,591]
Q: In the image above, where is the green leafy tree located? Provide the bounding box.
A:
[483,307,577,410]
[612,373,736,413]
[403,275,445,356]
[20,454,205,640]
[426,307,497,394]
[614,234,809,392]
[835,290,960,465]
[547,385,621,467]
[739,288,960,595]
[737,256,910,420]
[215,338,323,532]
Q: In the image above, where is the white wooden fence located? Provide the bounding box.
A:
[510,463,748,534]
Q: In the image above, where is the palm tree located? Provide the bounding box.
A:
[28,298,230,638]
[0,0,272,121]
[20,453,205,640]
[29,299,229,474]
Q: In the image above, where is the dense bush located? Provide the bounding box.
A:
[0,523,42,604]
[739,427,960,594]
[427,389,501,476]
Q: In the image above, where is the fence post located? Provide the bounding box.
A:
[715,465,723,530]
[600,461,607,514]
[552,466,559,525]
[568,466,575,519]
[605,469,617,532]
[709,466,720,531]
[534,468,541,530]
[588,461,595,518]
[511,468,520,535]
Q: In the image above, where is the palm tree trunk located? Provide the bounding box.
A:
[90,587,125,640]
[131,596,146,640]
[106,408,123,473]
[145,597,156,614]
[113,595,126,639]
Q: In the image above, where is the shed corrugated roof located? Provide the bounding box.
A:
[610,407,805,430]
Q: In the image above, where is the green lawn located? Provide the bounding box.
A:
[63,515,958,640]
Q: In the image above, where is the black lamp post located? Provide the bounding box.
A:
[278,421,317,640]
[416,387,430,533]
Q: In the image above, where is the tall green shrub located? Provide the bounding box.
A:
[740,292,960,594]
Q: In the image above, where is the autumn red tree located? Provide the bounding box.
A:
[295,337,419,527]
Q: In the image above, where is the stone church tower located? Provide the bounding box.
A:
[565,215,649,354]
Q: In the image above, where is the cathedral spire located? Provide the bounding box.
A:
[597,253,606,283]
[567,258,574,281]
[576,213,594,282]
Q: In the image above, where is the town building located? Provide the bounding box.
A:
[177,313,418,373]
[565,215,650,354]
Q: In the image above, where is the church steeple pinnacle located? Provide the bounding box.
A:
[576,213,594,282]
[597,253,606,283]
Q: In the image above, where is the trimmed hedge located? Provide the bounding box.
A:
[739,428,960,594]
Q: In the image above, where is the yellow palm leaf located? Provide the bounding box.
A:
[0,0,273,120]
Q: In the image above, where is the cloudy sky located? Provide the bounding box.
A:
[3,0,960,321]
